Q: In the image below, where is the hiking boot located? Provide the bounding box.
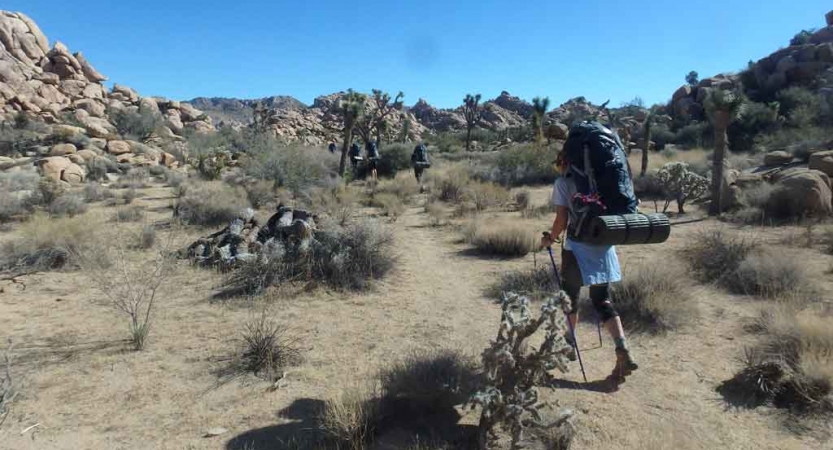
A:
[611,348,639,382]
[563,332,577,362]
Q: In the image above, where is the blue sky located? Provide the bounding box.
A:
[5,1,829,108]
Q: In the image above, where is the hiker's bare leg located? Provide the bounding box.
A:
[568,312,578,330]
[603,316,625,340]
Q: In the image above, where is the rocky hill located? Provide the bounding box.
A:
[186,96,306,128]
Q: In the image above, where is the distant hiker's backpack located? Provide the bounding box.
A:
[412,144,430,167]
[366,141,380,160]
[563,121,638,240]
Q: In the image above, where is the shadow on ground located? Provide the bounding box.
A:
[226,398,326,450]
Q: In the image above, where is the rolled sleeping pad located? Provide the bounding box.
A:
[414,161,431,168]
[579,213,671,246]
[622,214,651,245]
[583,215,628,245]
[644,213,671,244]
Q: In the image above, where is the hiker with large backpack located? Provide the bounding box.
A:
[411,142,430,187]
[349,141,362,177]
[365,140,381,182]
[540,121,639,385]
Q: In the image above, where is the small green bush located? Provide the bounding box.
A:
[682,229,759,284]
[486,143,556,186]
[112,206,145,222]
[374,143,412,178]
[83,182,114,203]
[487,265,556,300]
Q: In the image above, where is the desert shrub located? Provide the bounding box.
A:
[656,162,709,213]
[164,169,185,188]
[37,177,66,205]
[435,168,471,203]
[0,192,29,223]
[47,193,87,218]
[674,122,711,148]
[115,167,150,189]
[465,181,510,212]
[425,202,446,227]
[0,213,109,271]
[237,312,302,381]
[376,171,419,202]
[303,182,359,226]
[464,220,537,257]
[728,101,780,152]
[0,171,39,192]
[823,226,833,255]
[83,182,114,203]
[719,309,833,413]
[731,251,819,303]
[380,349,479,418]
[611,263,698,333]
[109,108,163,141]
[222,219,395,294]
[136,225,156,250]
[514,190,530,211]
[633,172,666,199]
[0,339,16,428]
[121,188,139,205]
[682,229,759,284]
[754,126,828,161]
[375,143,413,178]
[471,292,576,450]
[521,202,554,219]
[370,193,405,221]
[243,142,338,194]
[81,242,172,350]
[86,156,117,182]
[652,124,675,150]
[487,265,556,301]
[319,383,381,450]
[243,180,276,209]
[112,206,145,222]
[481,143,556,186]
[175,181,249,227]
[790,29,814,46]
[726,183,775,224]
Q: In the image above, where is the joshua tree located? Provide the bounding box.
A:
[531,96,550,145]
[686,71,699,87]
[463,93,484,152]
[640,112,655,177]
[398,115,411,143]
[705,88,745,216]
[356,89,404,149]
[337,89,366,177]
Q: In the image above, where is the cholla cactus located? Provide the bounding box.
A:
[656,162,709,214]
[471,292,575,450]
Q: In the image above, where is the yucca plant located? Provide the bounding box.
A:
[532,96,550,145]
[705,88,745,215]
[463,93,484,152]
[338,89,367,177]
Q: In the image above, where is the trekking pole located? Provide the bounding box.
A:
[543,233,587,383]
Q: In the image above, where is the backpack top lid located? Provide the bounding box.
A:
[563,120,638,215]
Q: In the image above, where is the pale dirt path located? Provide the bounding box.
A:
[0,193,829,450]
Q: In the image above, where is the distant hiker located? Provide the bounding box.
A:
[349,141,362,175]
[541,136,638,385]
[366,140,381,182]
[328,141,337,154]
[411,142,430,190]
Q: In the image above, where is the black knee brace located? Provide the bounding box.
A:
[589,284,618,322]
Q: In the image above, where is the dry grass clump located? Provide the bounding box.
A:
[435,168,471,203]
[115,167,150,189]
[83,182,114,203]
[521,202,554,219]
[720,309,833,414]
[0,339,16,429]
[243,180,277,209]
[237,312,302,381]
[376,171,420,202]
[305,182,360,227]
[175,181,249,227]
[514,190,530,210]
[464,181,510,212]
[731,251,820,304]
[463,220,537,257]
[370,193,406,221]
[111,205,145,222]
[319,383,381,450]
[136,225,156,250]
[487,265,556,301]
[425,202,447,227]
[1,213,109,272]
[682,228,759,284]
[611,263,699,333]
[164,169,185,188]
[822,225,833,255]
[726,184,776,225]
[47,193,87,218]
[0,191,31,223]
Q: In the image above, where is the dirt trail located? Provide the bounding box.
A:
[0,193,829,450]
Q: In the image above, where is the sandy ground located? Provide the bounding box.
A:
[0,183,831,450]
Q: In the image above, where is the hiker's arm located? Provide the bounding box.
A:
[543,206,569,247]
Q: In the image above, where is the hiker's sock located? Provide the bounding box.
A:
[614,337,628,350]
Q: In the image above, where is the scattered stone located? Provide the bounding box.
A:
[763,151,793,166]
[203,428,228,438]
[49,143,77,156]
[809,150,833,178]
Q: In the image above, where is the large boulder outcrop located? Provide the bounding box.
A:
[809,150,833,178]
[49,143,77,156]
[766,169,832,217]
[37,156,71,181]
[763,151,793,166]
